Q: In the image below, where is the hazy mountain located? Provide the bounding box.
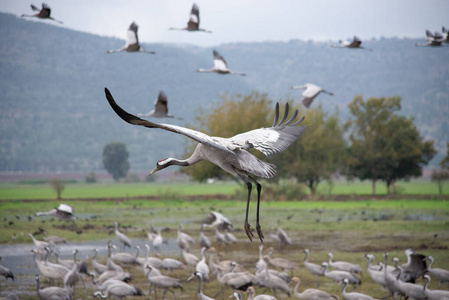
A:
[0,13,447,173]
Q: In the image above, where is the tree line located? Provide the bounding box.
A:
[102,92,446,196]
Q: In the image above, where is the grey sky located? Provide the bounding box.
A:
[1,0,448,47]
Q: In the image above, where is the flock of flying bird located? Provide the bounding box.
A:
[11,2,449,299]
[2,209,449,300]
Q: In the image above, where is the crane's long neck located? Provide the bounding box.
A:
[196,275,202,295]
[293,281,301,298]
[164,150,203,168]
[340,281,347,295]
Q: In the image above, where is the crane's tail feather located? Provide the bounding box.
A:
[272,102,280,127]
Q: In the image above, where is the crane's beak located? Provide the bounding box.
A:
[149,167,158,176]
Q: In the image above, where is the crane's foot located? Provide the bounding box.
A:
[256,224,264,243]
[244,222,254,242]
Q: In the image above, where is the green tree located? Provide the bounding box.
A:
[102,142,130,181]
[346,96,435,194]
[181,92,274,182]
[49,179,65,200]
[275,106,346,196]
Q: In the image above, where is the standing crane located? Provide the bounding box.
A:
[106,22,155,54]
[290,83,334,108]
[35,275,72,300]
[188,271,216,300]
[289,277,339,300]
[425,255,449,288]
[136,91,180,119]
[340,278,378,300]
[114,222,131,250]
[104,88,306,242]
[21,3,63,24]
[0,257,15,281]
[303,249,325,287]
[169,3,211,33]
[196,50,246,76]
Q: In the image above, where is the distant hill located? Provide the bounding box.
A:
[0,13,447,173]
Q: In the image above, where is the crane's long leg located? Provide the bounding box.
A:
[234,169,254,241]
[248,175,264,242]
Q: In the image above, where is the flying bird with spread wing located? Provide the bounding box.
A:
[136,91,181,119]
[169,3,211,33]
[21,3,63,24]
[107,22,155,54]
[197,50,246,76]
[291,83,334,108]
[104,88,306,242]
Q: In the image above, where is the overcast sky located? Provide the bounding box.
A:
[2,0,448,47]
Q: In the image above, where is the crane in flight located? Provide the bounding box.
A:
[104,88,306,242]
[21,3,63,24]
[107,22,155,54]
[169,3,211,33]
[331,36,371,50]
[291,83,333,108]
[197,50,246,76]
[136,91,180,119]
[415,30,446,47]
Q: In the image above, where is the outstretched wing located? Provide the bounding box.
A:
[187,3,200,30]
[105,88,234,154]
[127,22,139,45]
[154,91,169,115]
[213,50,228,71]
[229,103,306,157]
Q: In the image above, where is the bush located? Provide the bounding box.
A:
[85,172,97,183]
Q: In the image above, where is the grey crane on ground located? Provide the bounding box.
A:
[340,278,378,300]
[423,274,449,300]
[290,83,334,109]
[415,30,446,47]
[199,224,211,249]
[214,265,261,298]
[289,277,339,300]
[273,220,292,251]
[0,257,15,281]
[42,248,70,277]
[331,36,371,50]
[169,3,211,33]
[255,245,267,273]
[400,248,427,283]
[44,235,67,245]
[245,286,277,300]
[21,3,63,24]
[55,251,88,276]
[35,204,76,221]
[93,281,144,299]
[183,249,199,268]
[303,249,324,287]
[196,247,210,281]
[177,224,195,252]
[137,91,180,120]
[197,50,246,76]
[63,250,80,289]
[91,249,107,275]
[203,211,233,231]
[33,249,69,283]
[106,242,124,273]
[145,265,183,298]
[394,267,427,300]
[112,245,141,266]
[151,227,164,252]
[28,232,50,250]
[260,257,291,298]
[322,262,361,285]
[265,248,298,272]
[114,222,132,250]
[328,252,362,274]
[161,257,185,272]
[364,254,386,288]
[105,88,306,242]
[35,275,72,300]
[425,255,449,288]
[94,269,131,286]
[188,271,216,300]
[383,252,402,299]
[106,22,155,54]
[224,229,237,244]
[137,244,163,269]
[215,228,229,246]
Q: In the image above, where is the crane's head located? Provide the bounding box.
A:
[149,158,173,176]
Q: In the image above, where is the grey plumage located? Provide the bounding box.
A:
[0,257,15,281]
[340,278,377,300]
[21,3,63,24]
[425,255,449,288]
[105,88,306,242]
[35,275,72,300]
[137,91,179,119]
[114,222,131,249]
[290,277,339,300]
[197,50,246,76]
[106,22,155,54]
[169,3,211,33]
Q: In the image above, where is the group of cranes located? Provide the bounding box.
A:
[415,28,449,47]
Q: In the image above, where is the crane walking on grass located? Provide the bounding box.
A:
[104,88,306,242]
